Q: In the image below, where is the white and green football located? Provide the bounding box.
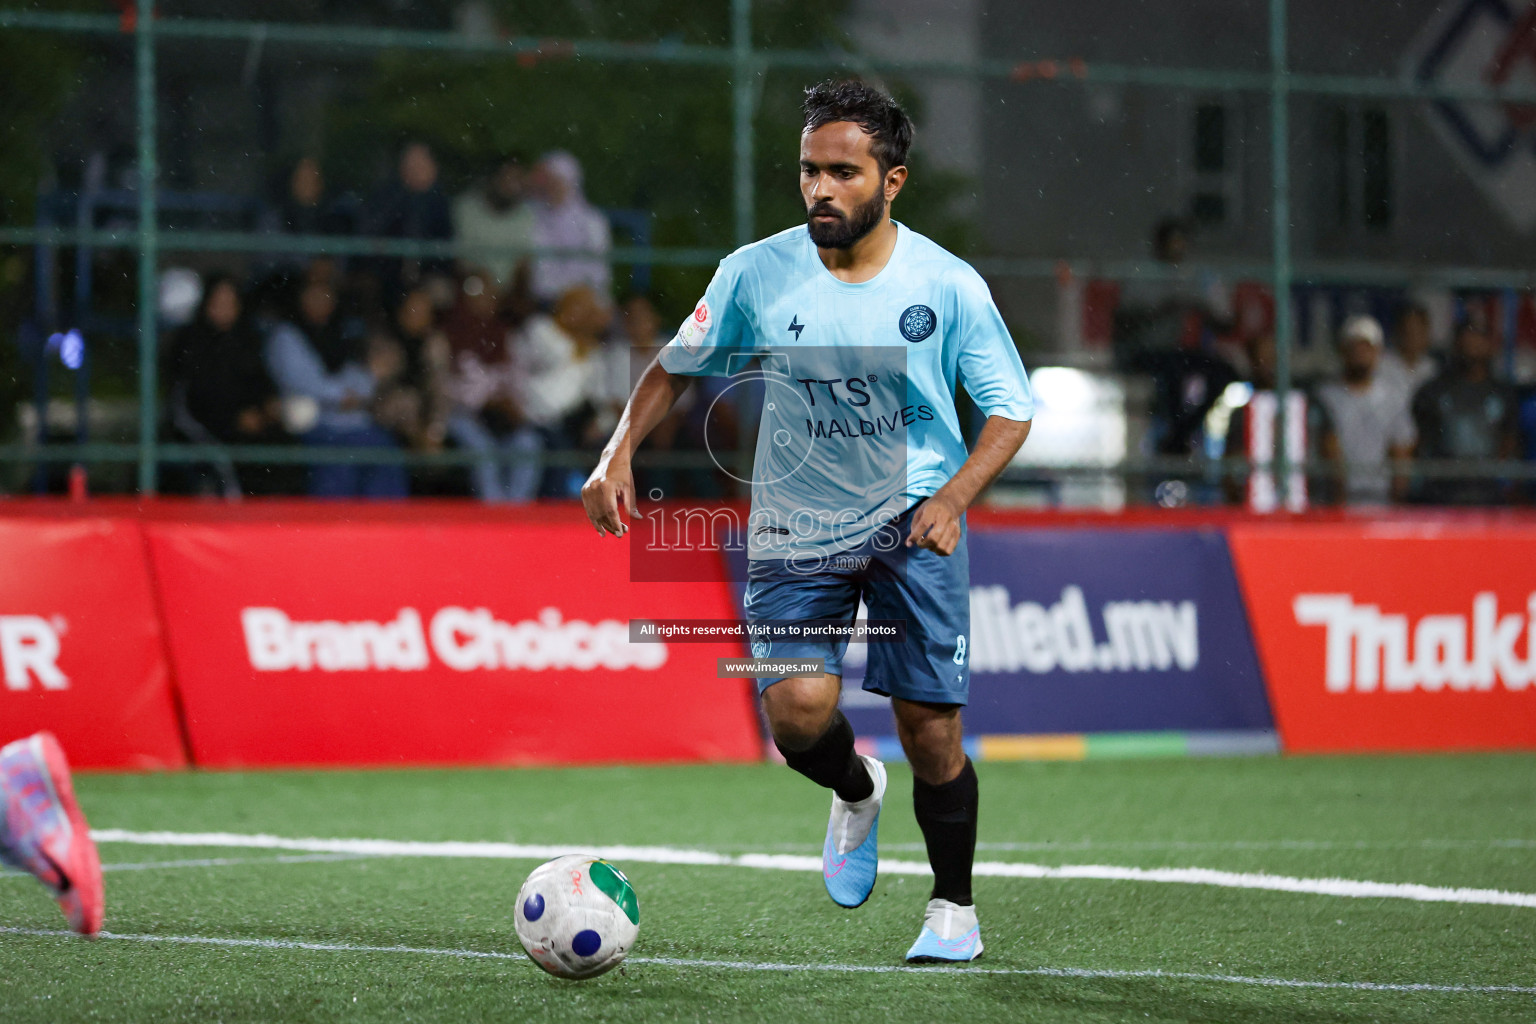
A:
[514,854,640,980]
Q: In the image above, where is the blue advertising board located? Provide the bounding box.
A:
[724,527,1272,747]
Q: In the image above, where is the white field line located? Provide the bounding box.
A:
[912,839,1536,853]
[1,852,373,881]
[0,925,1531,996]
[90,829,1536,909]
[106,852,375,873]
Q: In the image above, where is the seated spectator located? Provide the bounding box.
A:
[363,329,426,452]
[528,151,611,306]
[509,285,621,496]
[169,274,282,445]
[271,157,355,237]
[1223,333,1328,511]
[452,155,535,291]
[166,272,287,496]
[569,289,629,448]
[1413,323,1518,505]
[616,295,679,427]
[264,276,408,498]
[441,271,541,502]
[392,286,451,452]
[615,294,684,497]
[362,141,454,301]
[618,293,671,354]
[259,158,357,279]
[1316,315,1415,505]
[620,293,744,498]
[1379,304,1441,409]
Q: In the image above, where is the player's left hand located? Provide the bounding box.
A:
[905,493,965,556]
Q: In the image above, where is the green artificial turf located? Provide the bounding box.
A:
[2,754,1534,1023]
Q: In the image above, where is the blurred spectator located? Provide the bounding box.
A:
[571,291,629,448]
[615,293,675,426]
[1113,218,1232,366]
[1223,333,1328,511]
[259,158,357,279]
[363,329,425,452]
[528,151,611,306]
[166,273,287,496]
[1146,349,1238,457]
[442,270,540,502]
[264,276,408,498]
[509,285,621,496]
[1113,218,1236,462]
[168,274,282,444]
[1316,315,1415,505]
[1412,323,1518,505]
[618,292,670,353]
[452,155,535,291]
[1379,304,1440,408]
[271,157,355,237]
[623,293,744,498]
[616,294,685,498]
[363,141,454,301]
[392,287,451,451]
[1519,387,1536,497]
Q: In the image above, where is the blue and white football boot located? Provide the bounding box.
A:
[905,898,984,963]
[821,754,886,908]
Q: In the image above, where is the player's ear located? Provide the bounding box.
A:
[884,164,908,203]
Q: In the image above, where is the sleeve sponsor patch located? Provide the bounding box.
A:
[676,300,710,350]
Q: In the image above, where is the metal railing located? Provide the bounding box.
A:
[4,1,1536,499]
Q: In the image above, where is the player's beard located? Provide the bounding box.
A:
[806,189,887,249]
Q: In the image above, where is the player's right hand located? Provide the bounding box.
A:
[582,460,641,537]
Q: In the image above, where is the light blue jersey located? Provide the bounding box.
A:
[659,222,1033,560]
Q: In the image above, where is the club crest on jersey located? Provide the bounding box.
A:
[899,304,936,343]
[677,300,711,350]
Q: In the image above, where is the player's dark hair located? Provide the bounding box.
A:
[802,79,914,174]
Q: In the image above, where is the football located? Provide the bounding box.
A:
[514,854,640,979]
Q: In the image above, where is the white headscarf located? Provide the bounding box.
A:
[531,151,611,302]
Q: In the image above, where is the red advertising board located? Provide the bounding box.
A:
[0,518,186,769]
[1229,524,1536,753]
[146,518,760,767]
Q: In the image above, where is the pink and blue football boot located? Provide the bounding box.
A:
[905,898,984,963]
[0,732,104,936]
[821,755,887,908]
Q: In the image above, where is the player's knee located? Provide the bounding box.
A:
[893,699,961,736]
[761,675,840,748]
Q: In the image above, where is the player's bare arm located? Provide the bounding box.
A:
[581,356,691,537]
[907,415,1032,556]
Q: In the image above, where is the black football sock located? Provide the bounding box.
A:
[913,756,978,906]
[775,710,874,803]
